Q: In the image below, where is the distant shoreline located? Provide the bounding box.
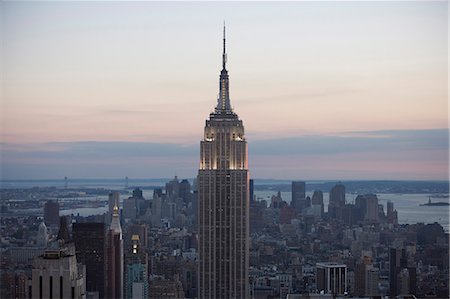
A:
[1,179,449,195]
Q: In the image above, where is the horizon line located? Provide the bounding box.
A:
[1,178,449,183]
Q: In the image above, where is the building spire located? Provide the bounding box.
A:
[216,23,232,113]
[222,22,227,70]
[110,202,122,234]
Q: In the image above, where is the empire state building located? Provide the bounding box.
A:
[198,27,249,299]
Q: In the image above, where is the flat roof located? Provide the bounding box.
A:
[316,262,347,268]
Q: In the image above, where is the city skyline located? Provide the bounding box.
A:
[1,1,448,180]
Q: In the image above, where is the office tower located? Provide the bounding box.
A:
[365,194,379,223]
[132,188,143,199]
[337,204,355,226]
[124,234,148,299]
[316,262,347,295]
[354,195,366,223]
[36,221,48,248]
[32,249,86,299]
[354,259,367,296]
[73,222,106,298]
[328,183,345,219]
[365,266,379,296]
[387,200,394,214]
[151,196,162,226]
[355,194,379,223]
[131,189,147,218]
[386,200,398,225]
[386,200,394,222]
[166,176,180,199]
[198,26,249,299]
[179,179,191,202]
[389,248,417,297]
[389,248,406,297]
[355,255,379,296]
[312,190,324,213]
[291,181,306,211]
[106,205,124,299]
[123,197,137,220]
[44,200,60,227]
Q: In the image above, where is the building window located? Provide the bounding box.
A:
[49,276,53,299]
[39,276,42,299]
[60,276,63,298]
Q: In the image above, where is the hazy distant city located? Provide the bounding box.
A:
[1,1,449,299]
[1,178,449,298]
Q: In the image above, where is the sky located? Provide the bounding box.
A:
[1,1,448,180]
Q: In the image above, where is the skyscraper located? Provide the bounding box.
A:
[389,248,417,297]
[386,200,398,225]
[328,183,345,219]
[316,262,347,295]
[291,181,306,211]
[106,205,124,299]
[32,248,86,299]
[44,200,60,228]
[179,179,191,202]
[311,190,324,216]
[166,176,180,199]
[73,222,106,298]
[123,197,137,221]
[124,234,148,299]
[364,194,379,223]
[354,255,379,297]
[355,194,379,223]
[198,26,249,299]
